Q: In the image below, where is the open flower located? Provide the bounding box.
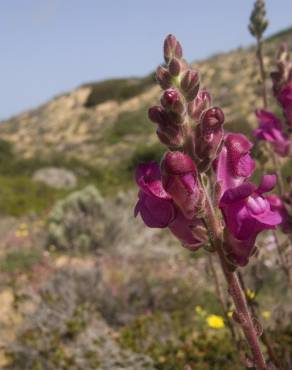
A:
[215,133,256,196]
[134,161,206,250]
[266,193,292,234]
[253,109,290,157]
[277,83,292,129]
[206,314,225,329]
[219,175,282,266]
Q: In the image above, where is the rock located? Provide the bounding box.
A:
[32,167,77,189]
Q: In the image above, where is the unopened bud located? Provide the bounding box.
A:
[161,89,185,116]
[163,34,183,64]
[156,127,183,148]
[180,69,200,101]
[248,0,268,40]
[169,58,182,76]
[188,90,212,121]
[148,106,168,126]
[156,65,172,89]
[194,107,225,167]
[201,107,225,133]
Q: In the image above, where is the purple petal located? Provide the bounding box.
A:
[256,174,277,195]
[168,210,202,250]
[135,161,171,200]
[224,232,257,267]
[220,183,256,205]
[237,153,256,178]
[135,192,175,228]
[255,109,282,130]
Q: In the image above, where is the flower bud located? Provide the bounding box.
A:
[156,127,183,148]
[148,106,169,126]
[201,106,225,133]
[160,89,185,116]
[163,34,183,64]
[180,69,200,101]
[248,0,268,40]
[161,151,203,219]
[188,90,212,121]
[194,107,225,169]
[156,65,172,90]
[168,58,182,76]
[148,106,184,148]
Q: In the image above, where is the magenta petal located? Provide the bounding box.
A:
[256,174,277,195]
[135,192,175,228]
[224,232,257,267]
[135,161,171,200]
[251,209,282,226]
[255,109,282,130]
[237,153,256,178]
[216,133,255,196]
[168,211,202,250]
[220,183,256,205]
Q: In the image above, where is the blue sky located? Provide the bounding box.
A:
[1,0,291,119]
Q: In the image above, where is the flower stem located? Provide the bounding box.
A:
[256,38,268,109]
[207,254,239,346]
[201,180,267,370]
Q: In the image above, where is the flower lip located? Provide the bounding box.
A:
[256,174,277,195]
[135,161,171,200]
[220,183,256,205]
[246,196,269,215]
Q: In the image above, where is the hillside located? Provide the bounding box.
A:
[0,27,291,184]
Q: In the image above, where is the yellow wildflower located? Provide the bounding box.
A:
[15,229,29,238]
[246,289,256,300]
[262,311,271,320]
[206,315,225,329]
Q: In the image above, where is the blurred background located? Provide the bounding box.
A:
[0,1,291,369]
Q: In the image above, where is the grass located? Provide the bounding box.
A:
[0,175,66,216]
[0,249,42,273]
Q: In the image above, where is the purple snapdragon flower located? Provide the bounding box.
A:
[215,133,256,196]
[266,194,292,234]
[277,83,292,129]
[134,161,206,250]
[253,109,290,157]
[220,175,282,266]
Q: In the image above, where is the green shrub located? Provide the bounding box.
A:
[127,143,165,172]
[119,311,240,370]
[0,175,66,216]
[47,185,107,252]
[105,106,152,144]
[83,74,155,107]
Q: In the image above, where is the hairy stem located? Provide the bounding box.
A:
[207,254,239,345]
[238,271,285,370]
[257,38,268,109]
[201,180,267,370]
